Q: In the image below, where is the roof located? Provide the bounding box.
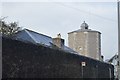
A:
[108,54,118,62]
[68,21,101,34]
[12,29,77,54]
[68,29,101,34]
[12,29,53,46]
[63,46,78,54]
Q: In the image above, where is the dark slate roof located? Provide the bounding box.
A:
[12,29,53,46]
[12,29,77,54]
[63,46,78,54]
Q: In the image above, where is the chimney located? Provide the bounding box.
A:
[53,33,64,49]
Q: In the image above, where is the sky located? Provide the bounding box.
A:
[1,0,119,60]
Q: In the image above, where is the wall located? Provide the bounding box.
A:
[68,31,101,60]
[2,37,114,79]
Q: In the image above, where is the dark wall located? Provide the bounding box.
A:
[2,37,114,79]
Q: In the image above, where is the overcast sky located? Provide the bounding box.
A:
[1,0,119,60]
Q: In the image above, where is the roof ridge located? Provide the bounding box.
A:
[24,28,52,39]
[25,30,37,43]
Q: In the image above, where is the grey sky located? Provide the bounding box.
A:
[1,1,118,60]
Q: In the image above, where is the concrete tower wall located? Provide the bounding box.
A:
[68,21,101,60]
[87,32,101,60]
[68,31,101,60]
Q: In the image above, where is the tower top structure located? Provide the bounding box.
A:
[80,21,89,30]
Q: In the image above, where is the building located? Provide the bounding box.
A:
[2,36,114,78]
[12,29,78,54]
[107,54,119,79]
[2,27,114,78]
[68,21,101,60]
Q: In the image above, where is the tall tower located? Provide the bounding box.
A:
[68,21,101,60]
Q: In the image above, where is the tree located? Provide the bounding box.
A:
[0,21,21,36]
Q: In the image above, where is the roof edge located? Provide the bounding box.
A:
[24,28,52,39]
[68,29,101,34]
